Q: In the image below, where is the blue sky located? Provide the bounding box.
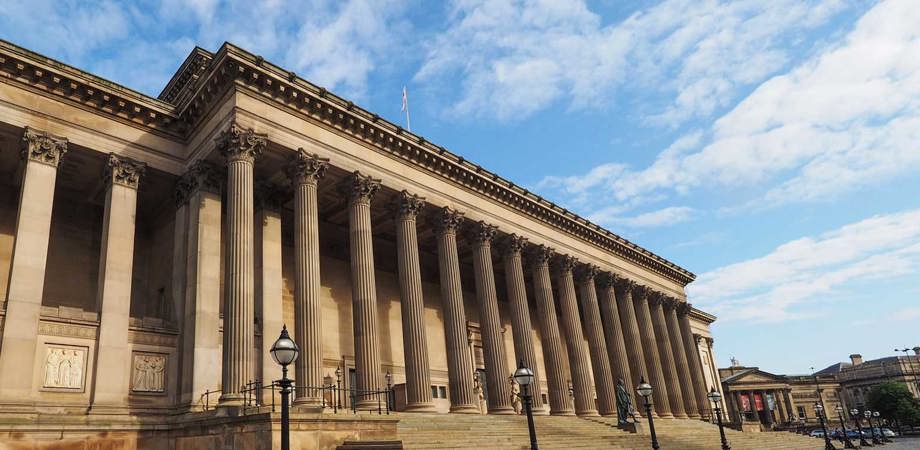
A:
[3,0,919,375]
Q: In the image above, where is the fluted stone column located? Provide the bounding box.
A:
[393,191,435,412]
[614,278,649,416]
[287,150,328,409]
[435,207,479,413]
[665,299,700,418]
[501,235,545,413]
[575,265,616,416]
[91,154,146,412]
[678,303,711,418]
[343,172,383,409]
[217,124,265,406]
[784,389,796,420]
[469,222,514,414]
[749,390,761,422]
[176,161,223,409]
[634,286,672,417]
[529,245,573,415]
[598,275,635,414]
[555,255,597,416]
[0,128,67,401]
[649,294,686,417]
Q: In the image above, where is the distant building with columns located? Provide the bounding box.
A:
[0,40,722,447]
[720,349,920,432]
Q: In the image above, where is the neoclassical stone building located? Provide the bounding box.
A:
[0,40,723,447]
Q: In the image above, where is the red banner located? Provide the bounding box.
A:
[754,393,764,411]
[741,394,751,411]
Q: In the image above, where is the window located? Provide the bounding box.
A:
[430,385,448,399]
[797,406,807,419]
[541,393,548,404]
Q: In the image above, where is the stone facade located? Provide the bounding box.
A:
[0,39,721,447]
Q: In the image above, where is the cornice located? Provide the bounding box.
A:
[0,39,695,285]
[0,39,180,134]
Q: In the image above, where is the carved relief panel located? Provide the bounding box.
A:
[42,345,87,391]
[131,352,167,394]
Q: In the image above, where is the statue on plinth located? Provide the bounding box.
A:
[509,375,522,414]
[615,378,635,425]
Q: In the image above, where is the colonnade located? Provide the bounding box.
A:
[0,124,711,419]
[727,388,797,426]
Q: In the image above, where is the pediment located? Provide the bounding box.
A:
[723,368,785,385]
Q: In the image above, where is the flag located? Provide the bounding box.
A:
[401,86,408,112]
[401,86,411,132]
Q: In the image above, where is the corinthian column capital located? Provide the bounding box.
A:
[393,190,426,220]
[216,123,266,164]
[676,301,692,315]
[500,234,528,257]
[105,153,146,189]
[597,272,616,289]
[21,127,68,167]
[551,254,577,275]
[613,276,636,296]
[287,148,329,185]
[434,207,464,235]
[341,171,381,205]
[574,264,599,283]
[633,284,652,301]
[525,244,554,268]
[175,160,222,206]
[468,221,497,245]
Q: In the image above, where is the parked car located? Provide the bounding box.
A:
[809,429,826,438]
[872,427,896,437]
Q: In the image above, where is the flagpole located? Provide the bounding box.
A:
[402,86,411,133]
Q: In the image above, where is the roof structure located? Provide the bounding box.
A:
[0,39,696,286]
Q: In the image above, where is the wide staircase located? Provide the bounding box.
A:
[396,413,825,449]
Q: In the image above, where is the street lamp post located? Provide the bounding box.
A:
[513,361,539,450]
[874,411,892,443]
[851,408,871,447]
[708,387,730,450]
[385,370,393,411]
[835,405,856,449]
[864,410,882,446]
[270,325,300,450]
[637,377,660,450]
[815,403,837,450]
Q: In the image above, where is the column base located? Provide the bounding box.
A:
[599,410,618,417]
[656,412,675,419]
[449,404,481,414]
[291,398,325,413]
[576,409,600,417]
[487,405,517,415]
[672,411,689,419]
[686,412,702,419]
[218,393,245,407]
[403,403,438,413]
[550,409,576,416]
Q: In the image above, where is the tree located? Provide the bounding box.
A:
[867,382,920,426]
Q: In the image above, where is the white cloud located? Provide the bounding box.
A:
[0,0,407,99]
[688,210,920,321]
[538,0,920,215]
[416,0,849,122]
[589,206,696,228]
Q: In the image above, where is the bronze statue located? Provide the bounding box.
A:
[615,378,634,425]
